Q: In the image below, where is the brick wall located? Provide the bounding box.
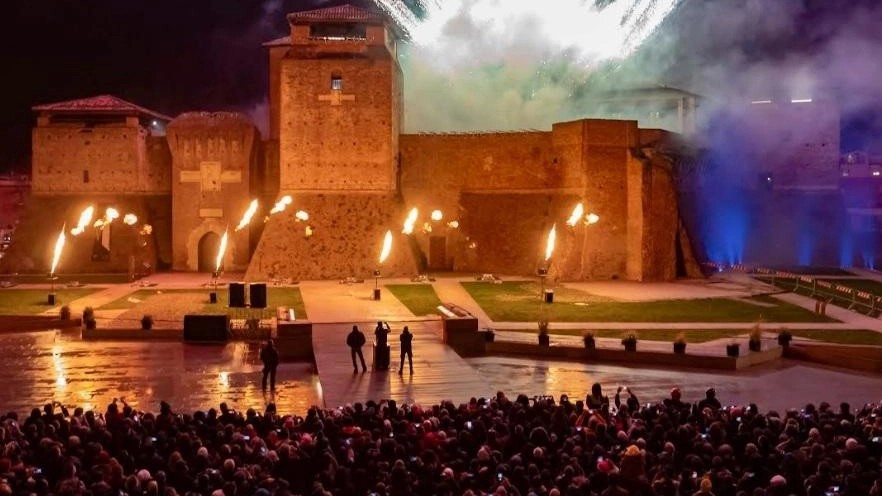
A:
[32,119,170,194]
[167,112,258,271]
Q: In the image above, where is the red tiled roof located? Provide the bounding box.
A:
[262,35,291,47]
[288,3,385,24]
[32,95,173,121]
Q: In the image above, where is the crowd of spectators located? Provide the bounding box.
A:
[1,385,881,496]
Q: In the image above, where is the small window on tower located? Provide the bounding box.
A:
[331,76,343,90]
[83,170,90,183]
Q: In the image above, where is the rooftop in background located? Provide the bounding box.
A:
[587,85,703,103]
[287,3,387,24]
[32,95,173,122]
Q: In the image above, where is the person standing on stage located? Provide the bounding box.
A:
[347,325,367,373]
[260,339,279,391]
[398,326,414,375]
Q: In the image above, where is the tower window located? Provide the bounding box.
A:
[83,170,90,183]
[331,76,343,90]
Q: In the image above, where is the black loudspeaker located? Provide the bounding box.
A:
[183,315,230,342]
[229,283,246,308]
[250,283,267,309]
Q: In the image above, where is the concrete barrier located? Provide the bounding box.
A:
[277,321,314,362]
[0,315,82,332]
[82,327,182,340]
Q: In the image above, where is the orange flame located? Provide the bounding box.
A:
[566,203,584,227]
[123,213,138,226]
[586,213,600,225]
[235,200,259,231]
[215,230,229,273]
[50,225,66,276]
[402,207,418,234]
[70,206,94,236]
[269,195,292,215]
[431,209,443,221]
[544,224,556,262]
[105,207,120,222]
[295,210,309,221]
[379,230,392,264]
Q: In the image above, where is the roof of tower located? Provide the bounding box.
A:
[32,95,172,121]
[287,4,386,24]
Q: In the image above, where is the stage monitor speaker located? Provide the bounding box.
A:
[229,283,246,308]
[183,315,230,342]
[250,283,267,309]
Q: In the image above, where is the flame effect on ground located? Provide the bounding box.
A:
[430,209,443,222]
[123,214,138,226]
[269,195,293,215]
[215,230,229,273]
[403,208,419,234]
[545,224,557,262]
[70,206,94,236]
[567,203,585,227]
[586,213,600,225]
[295,211,309,222]
[235,200,259,231]
[50,226,66,276]
[379,230,393,264]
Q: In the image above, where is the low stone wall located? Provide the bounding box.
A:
[0,316,82,332]
[82,327,182,341]
[784,343,882,373]
[485,341,782,370]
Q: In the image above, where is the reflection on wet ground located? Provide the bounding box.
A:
[1,330,881,416]
[0,330,322,416]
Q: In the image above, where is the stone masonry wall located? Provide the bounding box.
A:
[32,119,170,194]
[245,192,417,281]
[279,48,398,191]
[167,112,257,272]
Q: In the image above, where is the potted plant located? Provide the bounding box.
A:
[82,306,96,330]
[59,305,71,321]
[748,324,762,352]
[726,342,740,357]
[673,332,687,354]
[538,320,550,347]
[621,332,638,352]
[141,315,154,330]
[777,329,792,346]
[583,331,596,350]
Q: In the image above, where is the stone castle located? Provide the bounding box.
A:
[6,4,704,281]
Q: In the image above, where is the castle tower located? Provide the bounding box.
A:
[247,5,414,281]
[270,3,402,192]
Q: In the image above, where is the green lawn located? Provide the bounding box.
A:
[386,284,444,316]
[99,287,308,319]
[756,277,880,314]
[462,281,835,323]
[0,288,99,315]
[501,327,882,346]
[1,273,132,285]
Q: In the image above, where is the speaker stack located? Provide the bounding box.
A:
[229,283,246,308]
[250,283,267,309]
[227,282,268,308]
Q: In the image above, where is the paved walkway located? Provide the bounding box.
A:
[311,321,489,409]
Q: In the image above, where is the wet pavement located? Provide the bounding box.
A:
[1,329,881,417]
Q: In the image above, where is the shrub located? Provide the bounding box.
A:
[673,332,687,354]
[141,315,154,330]
[583,331,596,350]
[622,332,638,351]
[777,328,793,346]
[59,305,71,320]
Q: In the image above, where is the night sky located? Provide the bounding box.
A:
[1,0,881,172]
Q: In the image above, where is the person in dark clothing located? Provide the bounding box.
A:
[260,339,280,391]
[375,321,392,369]
[587,383,609,410]
[398,326,414,375]
[347,325,367,373]
[698,388,722,411]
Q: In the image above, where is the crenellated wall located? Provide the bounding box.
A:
[167,112,258,272]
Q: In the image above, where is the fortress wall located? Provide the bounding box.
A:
[32,119,165,194]
[167,112,258,271]
[0,194,168,274]
[245,192,417,281]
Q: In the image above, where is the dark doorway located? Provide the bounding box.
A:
[428,235,447,270]
[198,232,220,272]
